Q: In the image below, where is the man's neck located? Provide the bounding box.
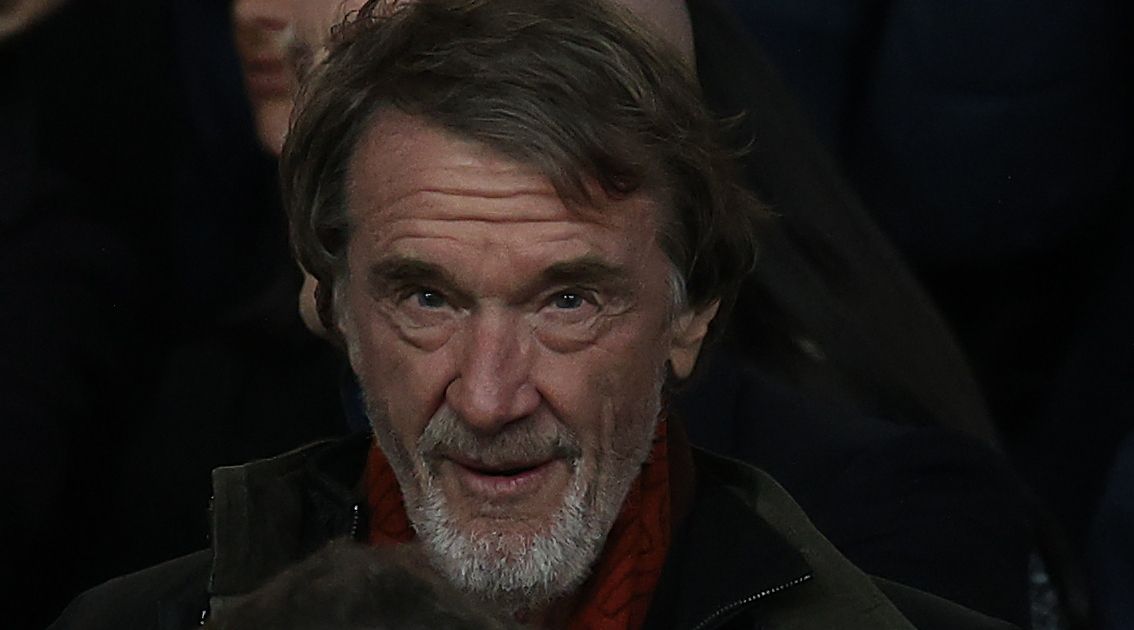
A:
[512,592,580,629]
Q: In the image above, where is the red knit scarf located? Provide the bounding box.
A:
[361,421,673,629]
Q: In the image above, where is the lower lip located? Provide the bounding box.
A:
[449,460,561,499]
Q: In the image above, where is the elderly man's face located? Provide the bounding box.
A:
[337,112,713,607]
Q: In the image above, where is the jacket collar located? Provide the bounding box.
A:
[644,449,814,630]
[208,433,371,597]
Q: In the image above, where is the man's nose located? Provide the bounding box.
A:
[445,311,540,433]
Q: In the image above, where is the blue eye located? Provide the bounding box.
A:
[553,292,584,309]
[416,291,447,309]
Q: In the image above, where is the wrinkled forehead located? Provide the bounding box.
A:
[288,0,695,76]
[346,110,667,234]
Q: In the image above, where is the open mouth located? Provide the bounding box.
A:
[476,465,540,477]
[455,458,546,477]
[443,455,562,498]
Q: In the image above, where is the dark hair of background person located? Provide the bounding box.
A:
[204,539,519,629]
[281,0,759,341]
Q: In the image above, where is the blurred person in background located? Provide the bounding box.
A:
[1,0,172,623]
[0,0,65,37]
[1,0,346,625]
[97,0,350,590]
[723,0,1134,557]
[232,0,298,155]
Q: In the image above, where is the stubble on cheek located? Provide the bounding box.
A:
[583,362,664,527]
[341,299,432,488]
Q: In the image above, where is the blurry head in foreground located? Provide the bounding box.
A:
[281,0,756,619]
[205,539,516,629]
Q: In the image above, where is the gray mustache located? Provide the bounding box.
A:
[418,408,582,467]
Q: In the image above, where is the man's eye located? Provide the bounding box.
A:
[414,291,447,309]
[553,292,585,310]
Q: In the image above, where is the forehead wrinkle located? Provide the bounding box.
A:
[347,112,548,209]
[345,112,653,230]
[355,216,603,249]
[350,197,626,247]
[347,165,570,227]
[388,190,577,225]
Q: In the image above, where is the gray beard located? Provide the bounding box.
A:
[366,402,657,614]
[411,450,600,612]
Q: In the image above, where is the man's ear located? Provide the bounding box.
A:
[314,279,347,350]
[668,299,720,380]
[300,271,331,339]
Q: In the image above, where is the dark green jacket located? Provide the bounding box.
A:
[52,435,1017,629]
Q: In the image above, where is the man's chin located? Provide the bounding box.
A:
[408,469,601,608]
[433,496,570,551]
[418,526,595,615]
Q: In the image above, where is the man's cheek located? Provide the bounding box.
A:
[589,348,664,443]
[374,340,457,432]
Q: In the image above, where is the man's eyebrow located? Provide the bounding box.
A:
[539,258,632,290]
[367,257,458,289]
[366,256,632,300]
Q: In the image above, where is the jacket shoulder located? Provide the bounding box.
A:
[49,550,212,630]
[690,450,1019,630]
[875,578,1021,630]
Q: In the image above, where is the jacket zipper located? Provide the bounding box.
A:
[349,502,362,540]
[690,573,813,630]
